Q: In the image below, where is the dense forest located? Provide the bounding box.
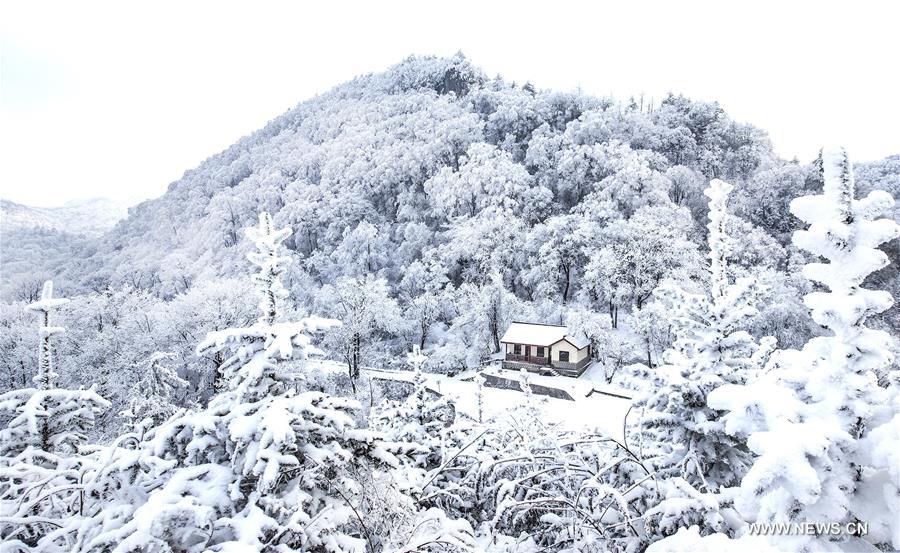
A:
[0,55,898,552]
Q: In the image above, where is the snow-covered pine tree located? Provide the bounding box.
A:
[27,280,67,392]
[0,281,109,549]
[74,213,411,552]
[0,281,109,457]
[638,179,774,496]
[121,352,189,433]
[710,148,900,550]
[373,346,455,469]
[247,211,291,325]
[195,212,333,403]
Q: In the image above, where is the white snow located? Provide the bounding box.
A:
[499,321,567,346]
[304,359,633,444]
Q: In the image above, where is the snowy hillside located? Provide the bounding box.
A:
[4,55,781,296]
[1,55,896,332]
[0,197,129,237]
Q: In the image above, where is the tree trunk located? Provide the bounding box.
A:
[491,320,500,354]
[347,357,356,394]
[489,300,501,353]
[349,332,361,394]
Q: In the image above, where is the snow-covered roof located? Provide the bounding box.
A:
[562,335,590,349]
[500,322,589,350]
[501,322,567,346]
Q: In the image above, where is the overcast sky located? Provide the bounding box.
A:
[2,1,898,207]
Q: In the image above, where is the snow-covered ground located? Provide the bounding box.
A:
[304,358,634,444]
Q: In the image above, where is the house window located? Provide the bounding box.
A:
[513,344,522,355]
[537,346,545,357]
[559,351,570,362]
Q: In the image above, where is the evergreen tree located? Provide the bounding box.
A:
[639,180,774,494]
[0,281,108,456]
[77,213,409,552]
[710,148,900,550]
[473,371,486,424]
[27,281,68,392]
[373,346,455,469]
[0,281,109,549]
[121,352,190,432]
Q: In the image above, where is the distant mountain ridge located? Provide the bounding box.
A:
[0,197,130,237]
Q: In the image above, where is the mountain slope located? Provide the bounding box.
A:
[38,55,777,295]
[2,54,896,333]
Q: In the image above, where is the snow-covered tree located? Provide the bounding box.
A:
[325,275,403,391]
[0,281,109,549]
[154,277,257,399]
[567,308,635,383]
[472,371,486,424]
[638,180,775,497]
[245,212,292,325]
[449,272,521,358]
[521,215,596,302]
[629,301,675,367]
[27,281,68,391]
[57,286,164,433]
[74,213,412,552]
[373,347,455,469]
[398,255,453,351]
[424,142,549,221]
[0,302,35,393]
[121,352,190,432]
[440,211,528,286]
[582,204,700,323]
[710,148,900,550]
[0,281,108,456]
[329,221,392,278]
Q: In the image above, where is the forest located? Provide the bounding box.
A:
[0,55,898,552]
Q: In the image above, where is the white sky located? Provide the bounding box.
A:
[1,1,898,207]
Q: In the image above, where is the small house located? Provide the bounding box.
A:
[499,321,591,377]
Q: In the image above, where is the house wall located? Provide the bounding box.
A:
[550,340,589,363]
[530,345,549,357]
[505,343,550,358]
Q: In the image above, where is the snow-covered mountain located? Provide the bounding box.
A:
[0,197,130,237]
[0,55,896,333]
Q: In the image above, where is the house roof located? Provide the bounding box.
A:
[561,335,590,349]
[500,321,590,350]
